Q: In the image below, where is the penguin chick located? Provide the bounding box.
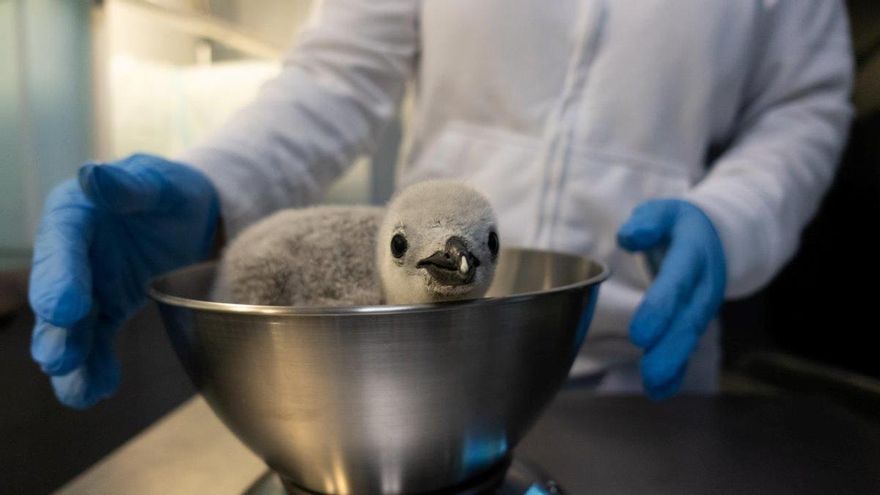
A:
[214,206,385,307]
[377,180,499,305]
[215,180,499,307]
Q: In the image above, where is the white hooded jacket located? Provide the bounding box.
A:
[180,0,853,381]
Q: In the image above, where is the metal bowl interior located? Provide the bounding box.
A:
[149,248,608,495]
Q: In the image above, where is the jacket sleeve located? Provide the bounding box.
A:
[178,0,419,237]
[684,0,853,299]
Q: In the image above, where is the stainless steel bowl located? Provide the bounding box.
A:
[149,248,608,494]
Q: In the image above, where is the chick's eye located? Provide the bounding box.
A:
[488,231,499,258]
[391,234,408,258]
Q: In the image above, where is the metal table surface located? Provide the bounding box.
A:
[58,389,880,495]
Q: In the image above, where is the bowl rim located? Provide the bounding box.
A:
[147,248,611,316]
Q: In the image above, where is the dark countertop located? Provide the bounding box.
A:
[519,390,880,494]
[54,388,880,495]
[0,308,195,495]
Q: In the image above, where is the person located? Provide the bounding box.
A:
[29,0,853,408]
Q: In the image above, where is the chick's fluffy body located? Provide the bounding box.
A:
[215,206,384,307]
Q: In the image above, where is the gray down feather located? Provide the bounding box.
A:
[213,206,384,306]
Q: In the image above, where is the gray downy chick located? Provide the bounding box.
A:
[215,180,499,307]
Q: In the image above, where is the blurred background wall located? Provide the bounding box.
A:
[0,0,401,272]
[0,0,93,271]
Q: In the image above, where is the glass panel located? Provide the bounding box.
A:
[0,0,27,267]
[0,0,92,268]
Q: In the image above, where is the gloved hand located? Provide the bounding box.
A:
[617,199,726,400]
[29,154,219,409]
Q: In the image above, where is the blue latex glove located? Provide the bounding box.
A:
[29,154,219,409]
[617,199,726,400]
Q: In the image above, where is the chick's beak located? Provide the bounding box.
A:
[416,236,480,286]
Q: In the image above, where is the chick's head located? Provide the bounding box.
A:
[377,180,500,305]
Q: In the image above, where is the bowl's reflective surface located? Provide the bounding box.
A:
[149,248,608,494]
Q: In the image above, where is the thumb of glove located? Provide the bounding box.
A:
[78,154,177,214]
[617,200,679,252]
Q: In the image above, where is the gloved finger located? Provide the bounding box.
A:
[644,364,687,401]
[31,310,98,376]
[29,181,95,326]
[629,237,703,349]
[617,200,678,252]
[640,272,718,392]
[640,314,700,394]
[50,318,121,409]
